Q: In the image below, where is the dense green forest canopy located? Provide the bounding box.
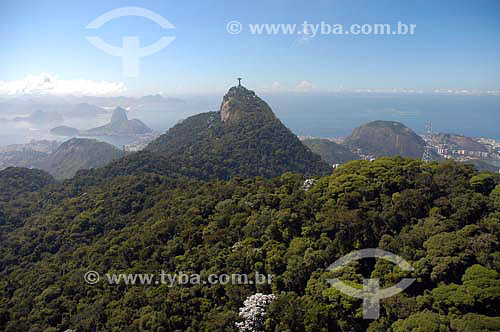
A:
[0,158,499,331]
[302,138,360,164]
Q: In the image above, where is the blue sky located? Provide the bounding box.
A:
[0,0,499,95]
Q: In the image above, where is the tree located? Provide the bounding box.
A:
[235,293,276,332]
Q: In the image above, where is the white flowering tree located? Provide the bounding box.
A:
[302,179,316,191]
[236,293,276,332]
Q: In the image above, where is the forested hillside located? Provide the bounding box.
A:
[36,138,127,179]
[0,158,499,331]
[145,85,331,179]
[302,138,360,164]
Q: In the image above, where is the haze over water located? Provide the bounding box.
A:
[1,93,499,146]
[266,94,500,140]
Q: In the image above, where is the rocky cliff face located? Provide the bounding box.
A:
[344,120,426,158]
[220,86,277,124]
[110,107,129,126]
[83,107,152,136]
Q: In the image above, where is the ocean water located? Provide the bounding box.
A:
[134,93,500,140]
[0,113,111,146]
[263,94,500,140]
[0,94,499,146]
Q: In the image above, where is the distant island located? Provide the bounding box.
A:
[50,126,80,136]
[3,110,64,125]
[51,107,152,137]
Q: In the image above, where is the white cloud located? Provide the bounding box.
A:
[0,73,127,96]
[293,80,314,92]
[259,80,317,93]
[270,81,284,90]
[259,81,287,93]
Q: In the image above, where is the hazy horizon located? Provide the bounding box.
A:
[1,91,499,147]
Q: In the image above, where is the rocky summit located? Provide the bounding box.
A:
[83,107,152,136]
[220,85,276,124]
[344,120,426,158]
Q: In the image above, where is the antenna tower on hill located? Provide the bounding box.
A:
[422,122,433,163]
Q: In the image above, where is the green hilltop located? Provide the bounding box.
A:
[144,85,331,179]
